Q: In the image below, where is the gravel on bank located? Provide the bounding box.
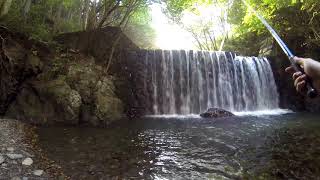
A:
[0,119,68,179]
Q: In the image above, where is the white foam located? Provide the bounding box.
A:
[144,114,201,119]
[233,109,293,116]
[144,109,293,118]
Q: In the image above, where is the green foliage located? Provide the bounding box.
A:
[125,5,156,49]
[163,0,230,51]
[1,0,82,41]
[0,0,12,17]
[164,0,210,22]
[224,0,320,58]
[0,0,155,46]
[164,0,320,57]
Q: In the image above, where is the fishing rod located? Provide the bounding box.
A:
[241,0,318,98]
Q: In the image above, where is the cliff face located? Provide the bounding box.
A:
[0,27,124,126]
[54,27,144,118]
[0,27,46,115]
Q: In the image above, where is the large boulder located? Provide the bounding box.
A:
[6,52,124,126]
[93,77,123,125]
[0,33,44,115]
[6,76,82,125]
[200,108,235,118]
[54,27,140,118]
[0,27,126,126]
[65,56,124,125]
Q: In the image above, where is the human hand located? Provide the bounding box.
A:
[285,57,320,93]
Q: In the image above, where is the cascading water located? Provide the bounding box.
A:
[143,50,279,115]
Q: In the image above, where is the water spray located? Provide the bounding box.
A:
[241,0,318,98]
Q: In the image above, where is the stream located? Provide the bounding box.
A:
[36,112,320,179]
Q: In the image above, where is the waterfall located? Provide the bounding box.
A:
[143,50,279,115]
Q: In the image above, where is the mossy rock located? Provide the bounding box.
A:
[6,76,82,125]
[79,77,124,126]
[6,50,124,126]
[94,94,123,125]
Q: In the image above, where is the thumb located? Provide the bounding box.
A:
[293,56,305,66]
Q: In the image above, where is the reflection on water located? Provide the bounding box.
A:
[36,113,320,179]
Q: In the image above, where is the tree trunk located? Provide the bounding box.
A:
[98,0,120,28]
[86,2,97,30]
[82,0,90,30]
[106,15,132,74]
[0,0,12,18]
[22,0,32,18]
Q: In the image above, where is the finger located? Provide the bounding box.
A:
[293,56,305,66]
[293,72,303,81]
[294,74,307,87]
[285,66,295,74]
[296,81,306,93]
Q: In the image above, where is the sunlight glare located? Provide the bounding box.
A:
[182,5,230,37]
[151,4,194,50]
[151,3,230,50]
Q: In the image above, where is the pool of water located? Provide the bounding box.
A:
[36,112,320,179]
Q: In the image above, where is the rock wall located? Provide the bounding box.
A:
[55,28,145,118]
[54,27,139,64]
[116,50,152,116]
[0,28,46,115]
[0,27,124,126]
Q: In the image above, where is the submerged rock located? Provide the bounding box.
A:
[200,108,235,118]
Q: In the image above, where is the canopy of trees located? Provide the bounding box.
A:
[0,0,155,48]
[224,0,320,58]
[1,0,319,57]
[163,0,230,51]
[164,0,320,58]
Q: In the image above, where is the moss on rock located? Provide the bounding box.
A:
[6,53,124,126]
[7,76,82,125]
[1,28,125,126]
[93,78,124,125]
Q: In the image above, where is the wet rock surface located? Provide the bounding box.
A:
[200,108,235,118]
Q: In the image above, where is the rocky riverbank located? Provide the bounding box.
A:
[0,119,66,179]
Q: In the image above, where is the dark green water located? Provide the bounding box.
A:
[36,113,320,179]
